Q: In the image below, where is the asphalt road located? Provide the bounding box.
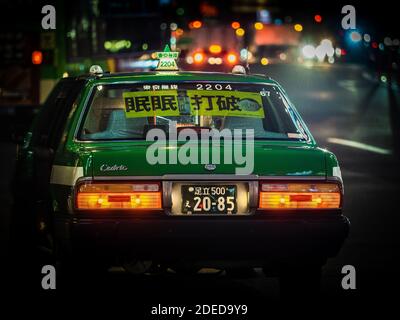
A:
[263,63,400,303]
[1,62,399,313]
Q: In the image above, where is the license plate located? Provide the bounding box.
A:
[181,185,237,215]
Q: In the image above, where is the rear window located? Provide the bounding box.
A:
[78,82,307,141]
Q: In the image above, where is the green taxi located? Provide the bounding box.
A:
[12,57,349,289]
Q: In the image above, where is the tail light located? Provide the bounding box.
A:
[193,52,205,64]
[259,182,342,210]
[76,182,162,210]
[226,53,238,64]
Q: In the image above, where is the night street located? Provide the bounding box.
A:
[2,0,400,316]
[1,62,399,311]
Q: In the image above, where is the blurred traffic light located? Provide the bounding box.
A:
[231,21,240,29]
[314,15,322,23]
[189,20,202,29]
[32,51,43,65]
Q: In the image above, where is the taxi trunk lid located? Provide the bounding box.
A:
[88,142,327,178]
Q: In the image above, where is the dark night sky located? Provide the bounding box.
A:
[0,0,398,38]
[283,0,398,38]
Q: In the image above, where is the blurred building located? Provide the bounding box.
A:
[0,0,172,105]
[1,0,284,106]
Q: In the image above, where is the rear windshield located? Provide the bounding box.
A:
[78,82,307,141]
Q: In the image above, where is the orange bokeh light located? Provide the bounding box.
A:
[32,51,43,65]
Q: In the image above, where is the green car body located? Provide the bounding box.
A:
[14,70,349,271]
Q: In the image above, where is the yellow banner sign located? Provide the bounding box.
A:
[123,90,181,118]
[186,90,264,118]
[123,90,265,118]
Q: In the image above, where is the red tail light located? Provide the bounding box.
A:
[259,182,342,210]
[76,182,162,210]
[226,53,238,64]
[193,52,205,64]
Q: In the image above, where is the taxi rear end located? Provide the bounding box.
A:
[68,178,347,265]
[51,72,349,270]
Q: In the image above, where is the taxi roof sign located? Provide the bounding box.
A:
[155,45,179,71]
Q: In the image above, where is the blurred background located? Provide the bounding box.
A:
[1,0,400,306]
[1,0,399,108]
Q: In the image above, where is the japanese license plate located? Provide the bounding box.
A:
[181,185,237,214]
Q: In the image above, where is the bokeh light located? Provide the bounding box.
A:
[261,57,269,65]
[254,22,264,30]
[235,28,245,36]
[231,21,240,29]
[294,24,303,32]
[350,31,362,42]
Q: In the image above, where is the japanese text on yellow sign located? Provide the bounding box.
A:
[186,90,264,118]
[123,90,180,118]
[123,90,265,118]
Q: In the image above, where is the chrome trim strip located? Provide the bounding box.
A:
[89,174,326,181]
[162,174,260,181]
[248,181,259,209]
[326,176,342,183]
[162,181,173,208]
[93,175,164,181]
[72,84,95,142]
[92,174,260,181]
[258,175,326,180]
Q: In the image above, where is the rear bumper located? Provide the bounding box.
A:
[55,211,350,264]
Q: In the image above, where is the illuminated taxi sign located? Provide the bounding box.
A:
[155,45,179,71]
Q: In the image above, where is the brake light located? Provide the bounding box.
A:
[76,182,162,210]
[226,53,237,64]
[193,52,205,64]
[259,182,341,210]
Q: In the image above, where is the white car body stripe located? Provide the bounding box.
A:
[50,165,84,186]
[332,166,342,181]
